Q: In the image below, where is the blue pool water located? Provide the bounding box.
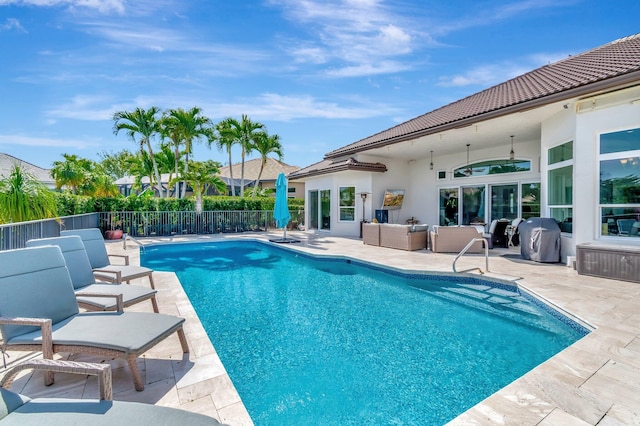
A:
[142,241,587,425]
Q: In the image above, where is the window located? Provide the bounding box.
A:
[454,159,531,178]
[339,186,355,221]
[599,128,640,238]
[439,188,458,225]
[321,190,331,230]
[547,141,573,233]
[521,183,540,219]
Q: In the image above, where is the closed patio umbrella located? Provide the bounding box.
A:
[270,173,299,243]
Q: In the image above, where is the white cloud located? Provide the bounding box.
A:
[0,134,100,148]
[1,18,26,32]
[270,0,419,77]
[0,0,125,13]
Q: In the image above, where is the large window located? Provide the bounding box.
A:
[490,184,518,222]
[339,186,355,221]
[548,141,573,233]
[599,128,640,238]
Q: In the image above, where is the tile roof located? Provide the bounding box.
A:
[0,152,54,184]
[325,33,640,159]
[289,157,387,180]
[218,157,300,181]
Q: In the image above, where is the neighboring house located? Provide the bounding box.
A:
[115,158,303,198]
[114,173,187,197]
[0,153,55,189]
[218,157,303,198]
[289,34,640,261]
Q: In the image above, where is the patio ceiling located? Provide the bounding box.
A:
[357,101,562,162]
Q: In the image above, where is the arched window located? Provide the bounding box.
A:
[453,159,531,178]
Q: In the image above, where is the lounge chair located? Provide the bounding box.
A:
[0,246,189,391]
[0,359,221,425]
[61,228,155,288]
[26,236,159,313]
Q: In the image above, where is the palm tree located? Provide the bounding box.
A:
[212,118,237,196]
[220,115,265,197]
[251,132,284,198]
[0,164,58,223]
[113,107,165,198]
[50,154,89,194]
[161,107,211,198]
[170,160,226,215]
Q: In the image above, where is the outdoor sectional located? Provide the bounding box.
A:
[363,223,428,251]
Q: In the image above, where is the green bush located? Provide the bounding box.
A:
[56,193,303,214]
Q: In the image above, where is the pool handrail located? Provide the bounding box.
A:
[453,237,490,273]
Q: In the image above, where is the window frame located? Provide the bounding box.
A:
[547,141,573,234]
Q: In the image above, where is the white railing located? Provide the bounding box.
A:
[452,237,490,274]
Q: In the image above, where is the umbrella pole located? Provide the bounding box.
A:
[283,226,287,240]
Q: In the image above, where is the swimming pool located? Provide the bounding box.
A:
[143,241,587,425]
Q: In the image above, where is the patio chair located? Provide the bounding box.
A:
[616,218,636,235]
[26,236,159,313]
[483,219,510,248]
[61,228,155,289]
[0,246,189,391]
[0,359,221,425]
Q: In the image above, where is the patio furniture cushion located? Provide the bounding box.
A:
[429,225,484,253]
[26,236,97,290]
[0,247,79,341]
[0,389,30,421]
[6,312,184,356]
[0,398,222,425]
[26,236,158,312]
[61,228,111,269]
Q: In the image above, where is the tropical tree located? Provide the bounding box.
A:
[0,164,58,223]
[113,107,165,198]
[219,114,265,197]
[212,118,236,196]
[160,107,211,198]
[170,160,226,215]
[50,154,90,194]
[98,149,138,179]
[251,131,284,198]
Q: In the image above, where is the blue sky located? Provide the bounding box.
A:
[0,0,638,171]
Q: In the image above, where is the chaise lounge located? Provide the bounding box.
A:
[61,228,155,288]
[26,235,159,313]
[0,359,221,425]
[0,246,189,392]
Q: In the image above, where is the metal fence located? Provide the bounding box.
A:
[0,213,100,251]
[0,209,305,250]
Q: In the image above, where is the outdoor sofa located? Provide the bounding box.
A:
[429,225,485,253]
[363,223,428,251]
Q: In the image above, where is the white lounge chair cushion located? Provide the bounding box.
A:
[5,312,185,356]
[93,265,153,282]
[74,283,156,311]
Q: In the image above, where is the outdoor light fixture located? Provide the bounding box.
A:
[464,144,472,176]
[509,135,515,161]
[429,150,434,170]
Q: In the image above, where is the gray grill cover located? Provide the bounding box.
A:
[519,218,561,263]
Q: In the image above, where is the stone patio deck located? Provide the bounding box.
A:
[2,231,639,425]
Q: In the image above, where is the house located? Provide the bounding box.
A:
[0,152,55,189]
[218,157,303,197]
[115,158,303,198]
[289,34,640,261]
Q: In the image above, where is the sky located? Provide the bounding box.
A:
[0,0,639,171]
